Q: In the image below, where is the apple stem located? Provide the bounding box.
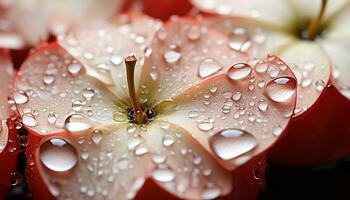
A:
[307,0,328,40]
[125,55,147,124]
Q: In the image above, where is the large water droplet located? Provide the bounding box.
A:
[64,114,92,133]
[209,128,257,160]
[201,186,221,200]
[82,88,95,101]
[14,91,28,104]
[40,138,77,172]
[198,58,222,78]
[227,63,252,80]
[68,62,82,76]
[43,74,55,85]
[187,25,201,40]
[265,77,297,103]
[151,167,176,183]
[162,134,176,147]
[198,121,214,131]
[163,50,181,64]
[228,27,250,51]
[91,129,103,144]
[22,113,38,127]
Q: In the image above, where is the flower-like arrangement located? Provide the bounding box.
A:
[0,0,349,200]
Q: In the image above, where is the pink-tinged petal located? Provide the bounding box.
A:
[191,0,295,30]
[279,42,331,115]
[138,18,248,106]
[0,49,14,153]
[161,55,297,170]
[145,121,232,199]
[59,13,162,104]
[0,0,126,48]
[202,16,296,58]
[15,43,122,134]
[29,124,151,200]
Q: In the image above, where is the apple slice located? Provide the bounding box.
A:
[0,0,128,49]
[0,49,18,199]
[193,0,350,165]
[15,17,297,200]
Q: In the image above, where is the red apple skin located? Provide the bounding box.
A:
[269,82,350,166]
[138,0,193,20]
[25,128,266,200]
[0,116,19,199]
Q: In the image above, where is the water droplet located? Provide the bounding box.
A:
[232,92,242,101]
[110,55,122,65]
[315,79,325,92]
[43,74,55,85]
[257,99,268,112]
[152,155,166,164]
[22,113,38,127]
[82,88,95,101]
[227,63,252,80]
[134,146,149,156]
[163,50,181,63]
[187,25,201,40]
[64,114,92,133]
[265,77,297,103]
[229,27,250,51]
[128,137,143,150]
[273,125,283,136]
[162,134,176,147]
[14,91,28,104]
[113,111,126,122]
[47,112,57,124]
[40,138,77,172]
[68,62,82,76]
[152,167,176,183]
[155,99,179,113]
[254,62,268,73]
[201,186,221,199]
[188,110,199,118]
[91,129,103,144]
[198,58,222,78]
[209,128,257,160]
[198,121,213,131]
[19,135,29,147]
[127,124,137,133]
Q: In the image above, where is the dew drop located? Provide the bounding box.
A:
[209,128,257,160]
[151,167,176,183]
[227,63,252,80]
[134,146,149,156]
[14,91,28,104]
[265,77,297,103]
[110,55,122,65]
[82,88,95,101]
[273,125,283,136]
[91,129,103,144]
[315,79,325,92]
[198,121,214,131]
[257,99,268,112]
[187,25,201,40]
[229,27,250,51]
[10,172,23,186]
[254,62,268,73]
[162,134,176,147]
[43,74,55,85]
[163,50,181,64]
[22,113,38,127]
[201,187,221,200]
[68,62,82,75]
[113,111,126,122]
[198,58,222,78]
[47,112,57,124]
[40,138,77,172]
[64,114,92,133]
[232,92,242,101]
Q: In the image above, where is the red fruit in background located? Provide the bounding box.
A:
[13,13,297,200]
[0,49,19,199]
[127,0,193,20]
[192,0,350,166]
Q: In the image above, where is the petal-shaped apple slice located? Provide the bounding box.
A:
[146,121,232,199]
[0,49,18,198]
[138,18,248,106]
[1,0,126,47]
[191,0,295,30]
[161,54,297,170]
[279,42,331,115]
[27,124,153,200]
[59,13,162,104]
[202,16,296,58]
[15,43,123,134]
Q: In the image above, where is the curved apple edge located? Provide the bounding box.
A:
[0,114,20,199]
